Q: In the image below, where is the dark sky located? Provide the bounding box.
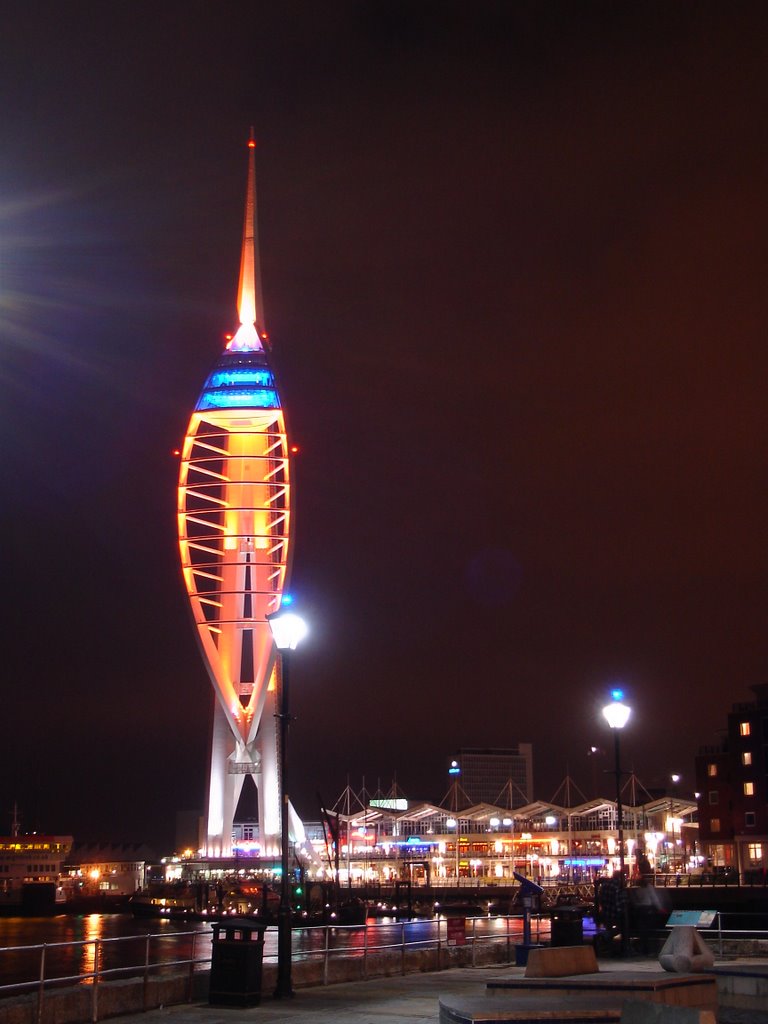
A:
[2,2,767,851]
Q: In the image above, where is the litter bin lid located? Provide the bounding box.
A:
[212,918,267,938]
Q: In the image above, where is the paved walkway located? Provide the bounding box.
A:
[114,958,768,1024]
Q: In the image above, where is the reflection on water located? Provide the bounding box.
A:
[0,912,546,991]
[80,914,99,983]
[0,915,211,991]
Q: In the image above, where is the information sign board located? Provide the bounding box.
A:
[666,910,717,928]
[446,917,466,946]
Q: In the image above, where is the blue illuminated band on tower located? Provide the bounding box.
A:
[196,354,280,411]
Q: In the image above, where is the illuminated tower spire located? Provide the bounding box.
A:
[231,129,264,352]
[178,135,301,858]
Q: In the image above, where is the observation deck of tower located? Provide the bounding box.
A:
[177,136,304,859]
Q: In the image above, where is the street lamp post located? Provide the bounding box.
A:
[446,818,459,882]
[602,688,631,956]
[602,689,631,878]
[669,773,680,874]
[267,604,308,1000]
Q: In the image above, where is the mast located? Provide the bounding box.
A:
[230,128,265,353]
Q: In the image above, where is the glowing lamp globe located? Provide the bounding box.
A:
[267,608,308,650]
[602,690,631,730]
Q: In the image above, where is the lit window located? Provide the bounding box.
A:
[748,843,762,861]
[710,818,720,833]
[740,722,751,736]
[742,751,752,766]
[707,763,718,777]
[744,782,755,796]
[708,791,719,805]
[745,812,756,828]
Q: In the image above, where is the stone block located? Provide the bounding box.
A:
[525,944,599,977]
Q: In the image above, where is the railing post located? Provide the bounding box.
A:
[187,931,197,1002]
[506,915,511,964]
[401,920,406,976]
[92,939,100,1023]
[323,924,329,986]
[363,921,369,980]
[471,917,477,967]
[717,911,724,958]
[37,945,46,1024]
[436,917,442,971]
[143,933,151,1010]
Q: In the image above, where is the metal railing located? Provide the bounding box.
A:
[651,873,747,888]
[2,911,767,1022]
[0,930,207,1023]
[707,911,768,957]
[289,914,548,983]
[0,915,547,1019]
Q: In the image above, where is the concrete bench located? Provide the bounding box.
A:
[525,945,599,977]
[440,994,622,1024]
[442,975,719,1024]
[621,1001,715,1024]
[486,973,717,1010]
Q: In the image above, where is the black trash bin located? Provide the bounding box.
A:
[550,906,584,947]
[209,918,266,1007]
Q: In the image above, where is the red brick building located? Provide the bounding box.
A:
[695,684,768,880]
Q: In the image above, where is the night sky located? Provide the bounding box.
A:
[2,2,767,851]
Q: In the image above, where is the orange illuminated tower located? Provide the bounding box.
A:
[178,136,299,857]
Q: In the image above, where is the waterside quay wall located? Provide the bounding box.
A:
[0,942,507,1024]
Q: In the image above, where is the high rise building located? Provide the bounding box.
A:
[695,683,768,880]
[454,746,533,807]
[177,136,298,857]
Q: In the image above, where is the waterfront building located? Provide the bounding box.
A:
[453,746,533,806]
[178,135,301,859]
[695,683,768,879]
[0,834,73,911]
[0,834,73,892]
[63,843,154,896]
[312,792,698,887]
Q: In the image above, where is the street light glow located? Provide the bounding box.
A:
[602,692,631,729]
[267,609,308,650]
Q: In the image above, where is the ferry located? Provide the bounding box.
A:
[0,833,73,915]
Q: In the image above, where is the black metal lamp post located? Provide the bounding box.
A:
[602,688,631,955]
[267,604,308,1000]
[669,773,681,874]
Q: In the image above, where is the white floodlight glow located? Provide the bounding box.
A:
[602,692,631,729]
[267,609,308,650]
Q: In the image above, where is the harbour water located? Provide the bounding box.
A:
[0,912,542,992]
[0,915,210,990]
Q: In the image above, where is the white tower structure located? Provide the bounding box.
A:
[178,136,300,857]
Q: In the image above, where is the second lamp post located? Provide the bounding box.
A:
[267,603,308,1000]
